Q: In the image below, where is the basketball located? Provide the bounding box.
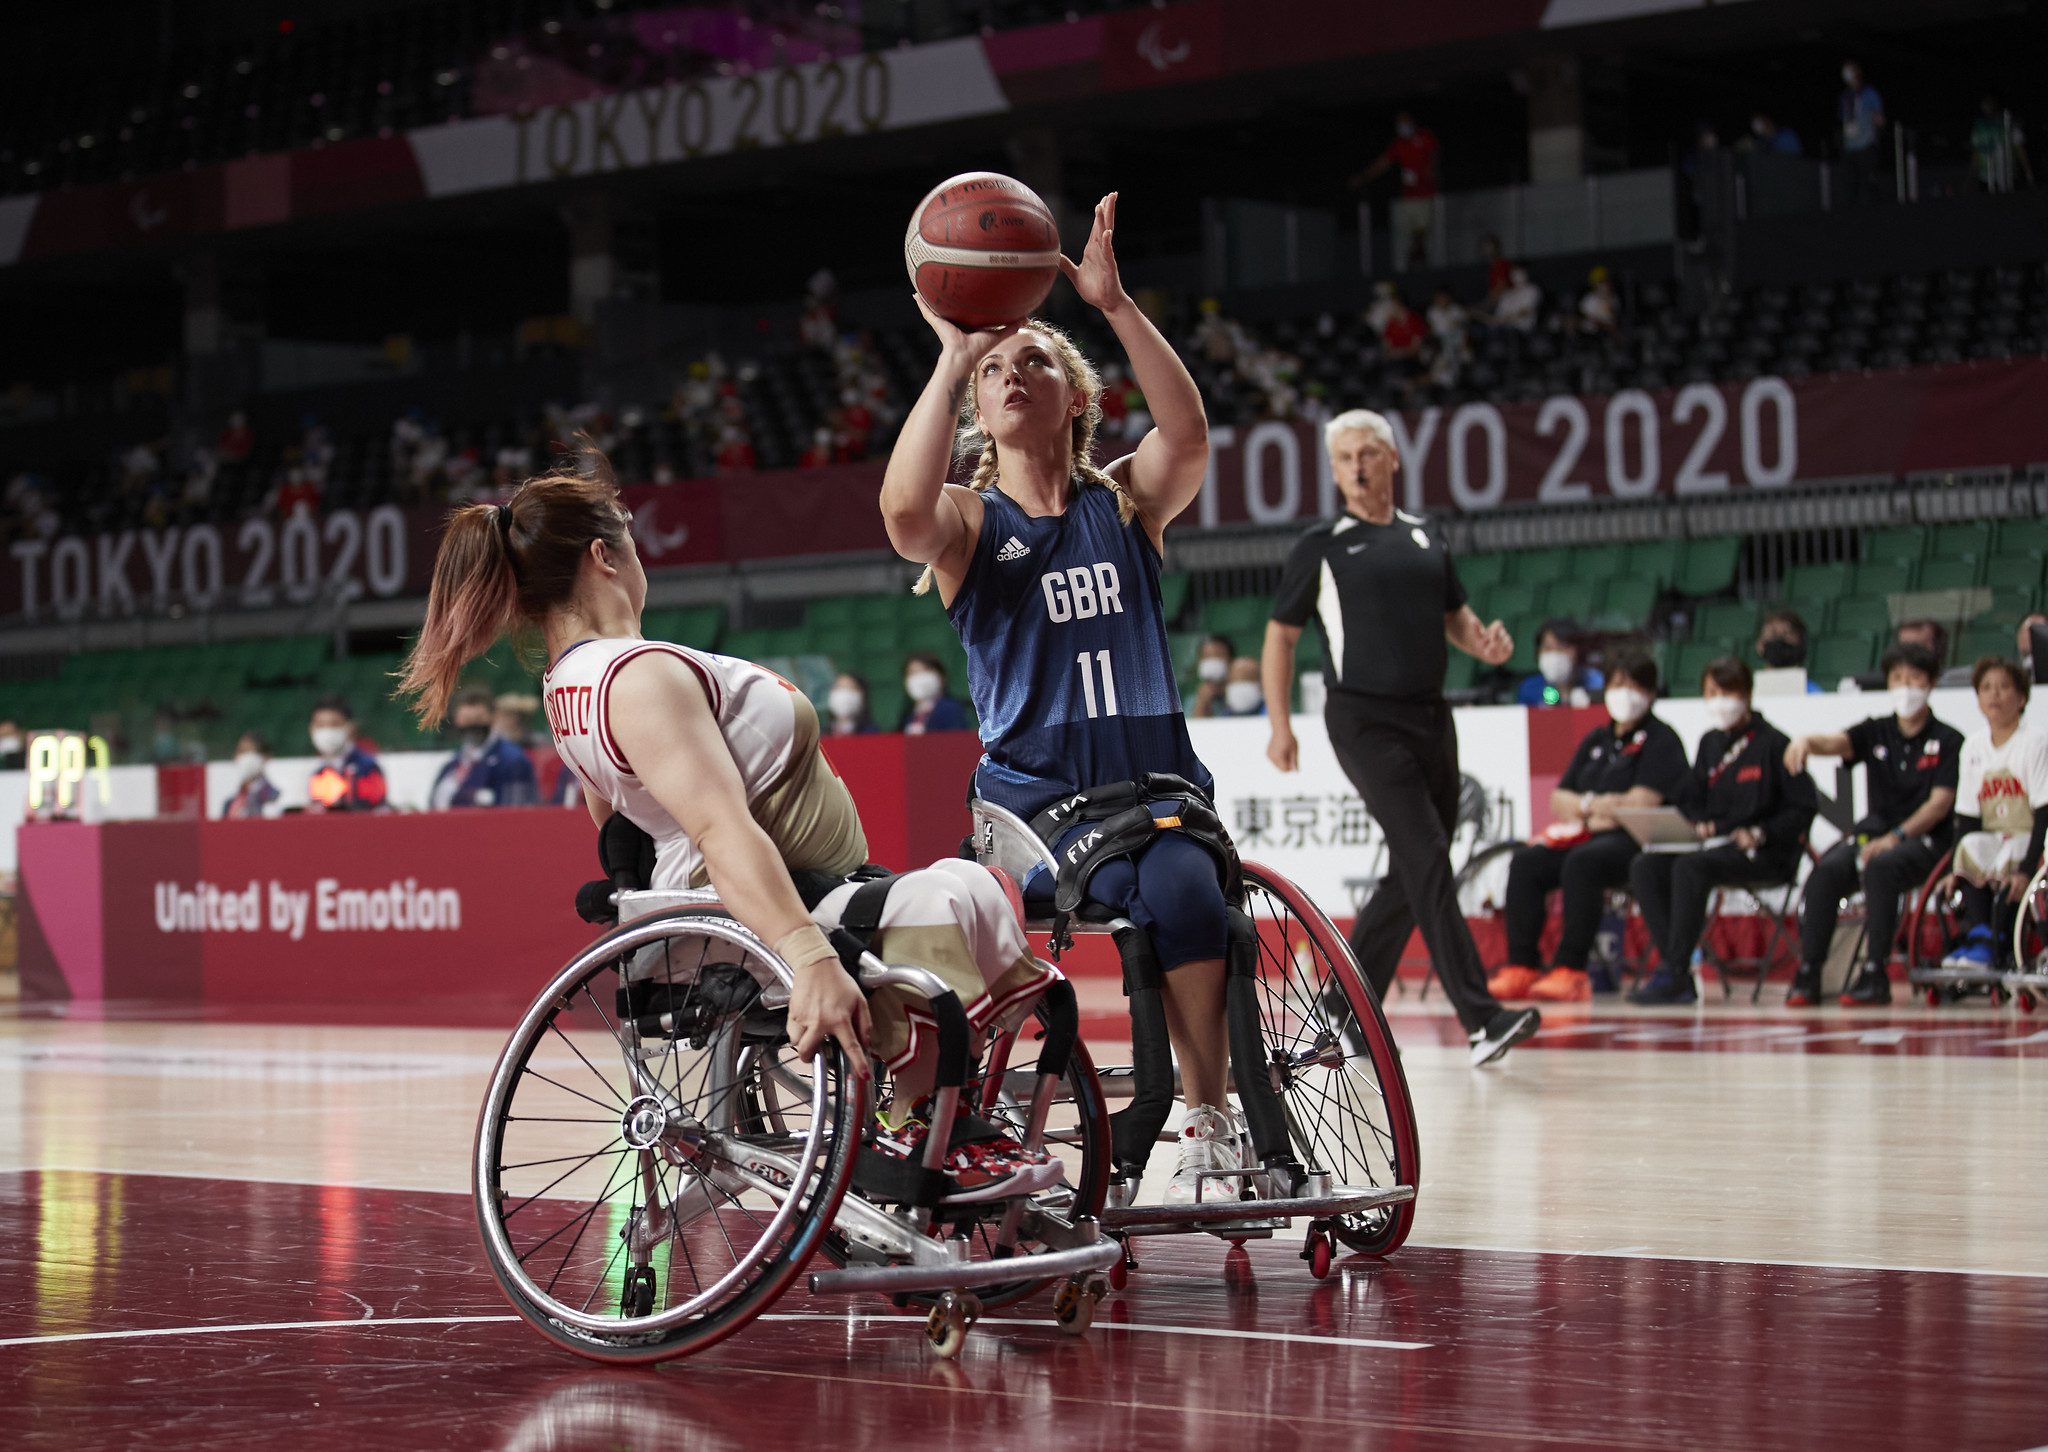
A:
[904,171,1061,328]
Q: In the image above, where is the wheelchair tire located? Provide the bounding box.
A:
[1904,851,1960,979]
[475,907,864,1364]
[1450,839,1520,985]
[1240,862,1421,1257]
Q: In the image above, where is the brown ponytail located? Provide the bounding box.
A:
[397,447,632,728]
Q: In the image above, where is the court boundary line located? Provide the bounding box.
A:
[10,1165,2046,1283]
[0,1311,1428,1353]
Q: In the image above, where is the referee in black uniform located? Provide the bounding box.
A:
[1262,409,1540,1066]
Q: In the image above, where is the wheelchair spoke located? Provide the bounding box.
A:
[501,1141,625,1222]
[546,1020,629,1106]
[523,1067,628,1118]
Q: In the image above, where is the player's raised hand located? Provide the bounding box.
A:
[913,294,1017,375]
[1059,192,1128,316]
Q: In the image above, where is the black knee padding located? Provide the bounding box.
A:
[1225,907,1258,980]
[1112,924,1163,998]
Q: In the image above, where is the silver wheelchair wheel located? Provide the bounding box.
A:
[475,906,864,1363]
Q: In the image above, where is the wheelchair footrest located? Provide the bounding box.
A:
[1101,1183,1415,1229]
[807,1229,1120,1296]
[1907,966,2008,988]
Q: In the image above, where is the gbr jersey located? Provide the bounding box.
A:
[543,636,802,890]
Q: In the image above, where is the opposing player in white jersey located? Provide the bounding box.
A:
[397,455,1058,1201]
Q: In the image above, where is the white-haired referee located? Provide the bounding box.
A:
[1262,409,1540,1066]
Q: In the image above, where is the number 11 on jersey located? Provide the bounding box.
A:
[1076,649,1120,718]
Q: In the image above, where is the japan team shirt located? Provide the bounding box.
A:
[1956,725,2048,837]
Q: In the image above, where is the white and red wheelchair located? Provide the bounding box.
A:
[473,808,1418,1363]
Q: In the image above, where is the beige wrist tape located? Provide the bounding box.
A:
[774,923,840,973]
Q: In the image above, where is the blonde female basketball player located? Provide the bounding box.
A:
[881,193,1238,1203]
[398,459,1058,1201]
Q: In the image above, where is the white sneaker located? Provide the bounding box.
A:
[1162,1104,1244,1206]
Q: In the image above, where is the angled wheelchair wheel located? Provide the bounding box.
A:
[475,906,864,1363]
[1240,862,1420,1256]
[1451,839,1520,983]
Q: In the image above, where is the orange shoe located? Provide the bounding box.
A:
[1487,965,1542,1000]
[1529,967,1592,1003]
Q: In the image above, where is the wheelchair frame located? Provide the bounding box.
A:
[1905,848,2048,1008]
[966,798,1419,1275]
[474,884,1120,1364]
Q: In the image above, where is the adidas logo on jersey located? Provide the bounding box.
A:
[996,536,1031,562]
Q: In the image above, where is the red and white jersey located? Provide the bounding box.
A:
[542,636,801,889]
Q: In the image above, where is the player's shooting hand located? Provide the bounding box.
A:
[914,294,1017,377]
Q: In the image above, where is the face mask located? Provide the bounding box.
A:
[1891,684,1930,718]
[1759,638,1802,669]
[1538,651,1574,686]
[1604,687,1649,726]
[0,734,20,754]
[905,671,943,704]
[459,724,490,747]
[1225,682,1263,714]
[311,726,349,757]
[1705,696,1748,731]
[1842,66,1856,85]
[234,752,266,783]
[828,687,865,721]
[1197,657,1229,684]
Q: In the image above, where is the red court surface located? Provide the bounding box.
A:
[4,1167,2045,1452]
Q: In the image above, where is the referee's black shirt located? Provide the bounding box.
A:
[1272,509,1467,702]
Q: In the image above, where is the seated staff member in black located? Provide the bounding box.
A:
[1264,408,1540,1066]
[1627,656,1818,1005]
[1781,642,1962,1008]
[1490,650,1688,1004]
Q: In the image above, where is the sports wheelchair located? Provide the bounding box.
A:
[1907,847,2048,1010]
[966,797,1419,1279]
[474,819,1121,1363]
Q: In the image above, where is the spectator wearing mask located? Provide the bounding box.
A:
[0,719,22,771]
[1782,644,1963,1007]
[1189,633,1236,718]
[1971,96,2033,193]
[1838,60,1887,205]
[1627,656,1818,1005]
[1492,651,1688,1003]
[1492,267,1542,331]
[1940,657,2048,975]
[1351,111,1441,267]
[1755,607,1823,691]
[222,732,281,820]
[900,652,968,735]
[306,696,387,813]
[1578,267,1620,334]
[430,686,538,809]
[1212,658,1266,717]
[1517,620,1604,707]
[825,672,876,736]
[1749,112,1804,156]
[1364,281,1405,336]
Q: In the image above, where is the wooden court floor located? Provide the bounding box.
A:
[1,994,2044,1450]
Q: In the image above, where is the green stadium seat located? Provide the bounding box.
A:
[1504,549,1570,586]
[1690,598,1758,644]
[1955,624,2015,665]
[1861,526,1926,569]
[1783,561,1852,601]
[1995,518,2048,558]
[1916,557,1983,591]
[1458,552,1507,590]
[1444,652,1478,692]
[1929,521,1993,559]
[672,605,725,648]
[1482,582,1539,620]
[1974,585,2038,623]
[1670,640,1728,695]
[1829,596,1894,636]
[1675,536,1741,595]
[1810,633,1877,683]
[1851,560,1917,596]
[1594,575,1660,628]
[1157,571,1191,625]
[1540,577,1601,625]
[1985,552,2047,593]
[1626,538,1685,588]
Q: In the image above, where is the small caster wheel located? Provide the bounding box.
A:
[620,1265,657,1319]
[1052,1276,1098,1336]
[1925,986,1940,1008]
[927,1292,973,1359]
[1302,1228,1333,1280]
[1109,1259,1128,1292]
